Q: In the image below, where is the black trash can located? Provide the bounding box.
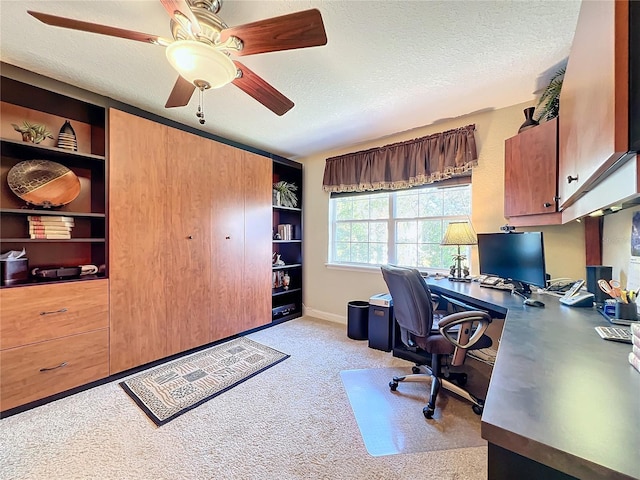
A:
[347,300,369,340]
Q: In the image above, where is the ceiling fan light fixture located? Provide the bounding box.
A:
[165,40,236,88]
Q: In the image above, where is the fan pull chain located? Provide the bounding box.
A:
[196,86,206,124]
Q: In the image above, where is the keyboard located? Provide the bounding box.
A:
[594,326,632,344]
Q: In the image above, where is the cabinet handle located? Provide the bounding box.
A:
[567,175,579,184]
[40,362,68,372]
[40,308,68,316]
[543,202,552,208]
[225,236,231,240]
[187,235,193,240]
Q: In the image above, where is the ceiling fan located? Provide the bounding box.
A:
[27,0,327,124]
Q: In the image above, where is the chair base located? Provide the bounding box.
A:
[389,368,485,419]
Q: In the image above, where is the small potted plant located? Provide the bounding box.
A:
[273,181,298,208]
[535,67,565,122]
[12,121,54,144]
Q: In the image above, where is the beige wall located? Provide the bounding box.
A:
[300,101,586,323]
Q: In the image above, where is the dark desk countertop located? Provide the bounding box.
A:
[425,278,640,480]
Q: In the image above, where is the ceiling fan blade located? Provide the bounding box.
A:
[165,76,196,108]
[160,0,201,36]
[232,62,294,116]
[220,9,327,56]
[27,11,169,46]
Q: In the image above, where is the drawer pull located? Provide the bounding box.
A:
[40,362,68,372]
[40,308,68,316]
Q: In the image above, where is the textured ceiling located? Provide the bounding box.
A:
[0,0,581,160]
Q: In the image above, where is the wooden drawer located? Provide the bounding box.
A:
[1,280,108,350]
[0,328,109,411]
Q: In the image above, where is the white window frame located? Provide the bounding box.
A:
[328,183,472,272]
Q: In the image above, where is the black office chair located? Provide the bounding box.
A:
[381,265,493,419]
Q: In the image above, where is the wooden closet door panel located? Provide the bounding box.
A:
[109,109,168,373]
[165,128,214,354]
[242,151,272,331]
[209,143,246,340]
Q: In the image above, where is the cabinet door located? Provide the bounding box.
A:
[209,142,246,340]
[109,109,169,373]
[242,151,272,331]
[504,118,558,217]
[558,0,629,208]
[165,127,214,354]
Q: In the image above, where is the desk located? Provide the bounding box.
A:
[423,278,640,480]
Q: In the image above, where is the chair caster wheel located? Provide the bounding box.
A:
[389,381,398,391]
[456,373,468,386]
[472,404,484,415]
[412,366,421,374]
[423,406,434,419]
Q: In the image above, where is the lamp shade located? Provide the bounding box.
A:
[441,221,477,246]
[165,40,237,89]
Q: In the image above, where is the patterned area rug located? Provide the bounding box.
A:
[120,337,289,426]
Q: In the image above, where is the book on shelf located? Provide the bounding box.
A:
[27,215,75,223]
[28,220,75,228]
[29,233,72,239]
[277,224,293,241]
[29,225,73,233]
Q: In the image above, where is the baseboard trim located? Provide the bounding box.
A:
[303,306,346,325]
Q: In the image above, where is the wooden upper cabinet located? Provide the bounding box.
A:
[504,118,561,225]
[558,0,637,210]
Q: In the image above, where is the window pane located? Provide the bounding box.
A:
[418,244,442,268]
[335,199,353,220]
[335,223,351,243]
[397,244,417,266]
[370,222,387,242]
[443,187,471,216]
[396,192,419,218]
[351,222,368,242]
[370,196,389,219]
[370,243,387,264]
[352,199,370,220]
[397,221,417,243]
[419,190,443,217]
[335,243,351,262]
[351,243,369,263]
[418,219,442,243]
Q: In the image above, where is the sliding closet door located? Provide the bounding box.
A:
[109,109,169,373]
[165,127,215,354]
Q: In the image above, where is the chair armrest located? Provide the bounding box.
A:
[438,311,492,349]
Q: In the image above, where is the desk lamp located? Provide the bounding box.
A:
[441,221,477,282]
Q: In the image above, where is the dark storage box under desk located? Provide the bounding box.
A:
[368,294,393,352]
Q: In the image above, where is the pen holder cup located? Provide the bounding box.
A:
[615,301,637,321]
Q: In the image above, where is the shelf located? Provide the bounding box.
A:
[273,239,302,243]
[272,287,302,297]
[1,238,106,243]
[272,263,302,270]
[0,208,106,218]
[0,275,106,289]
[1,138,105,163]
[272,205,302,212]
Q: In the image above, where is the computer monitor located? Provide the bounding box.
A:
[477,232,547,295]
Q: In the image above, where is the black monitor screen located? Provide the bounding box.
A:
[477,232,547,292]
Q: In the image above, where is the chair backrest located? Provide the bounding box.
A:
[380,265,434,340]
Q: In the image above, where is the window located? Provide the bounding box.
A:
[329,184,471,270]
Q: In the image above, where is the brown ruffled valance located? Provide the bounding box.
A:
[322,124,478,193]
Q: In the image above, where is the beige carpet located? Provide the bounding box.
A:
[0,316,489,480]
[341,367,485,456]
